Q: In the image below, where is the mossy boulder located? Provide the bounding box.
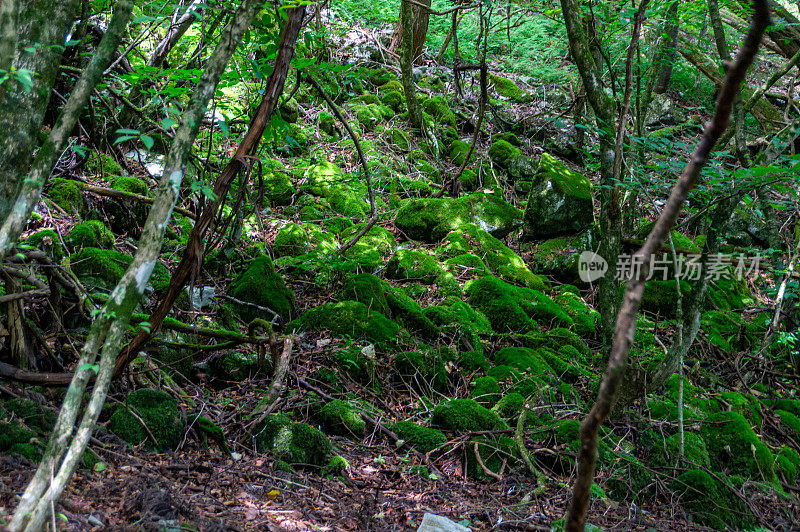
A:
[471,376,502,407]
[554,291,599,336]
[466,276,572,333]
[273,222,338,258]
[208,351,261,382]
[0,421,36,454]
[302,161,369,217]
[777,446,799,484]
[449,140,475,166]
[380,90,404,112]
[70,247,169,292]
[673,469,755,529]
[394,192,523,243]
[85,153,123,178]
[254,414,331,467]
[352,103,384,131]
[48,178,85,217]
[108,389,184,451]
[440,223,546,289]
[522,153,593,240]
[3,398,56,433]
[392,421,447,453]
[279,97,300,123]
[492,392,526,420]
[386,249,443,283]
[526,230,598,284]
[421,96,456,128]
[388,128,411,151]
[227,256,295,323]
[23,229,64,261]
[700,411,775,482]
[394,349,449,392]
[339,223,396,270]
[318,400,366,436]
[318,111,338,137]
[288,301,400,345]
[432,398,508,432]
[66,220,114,249]
[264,167,295,205]
[649,432,710,469]
[112,175,148,196]
[489,73,526,102]
[423,298,492,353]
[640,279,691,318]
[776,409,800,440]
[467,434,520,479]
[488,139,521,167]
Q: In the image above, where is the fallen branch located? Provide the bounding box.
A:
[248,336,294,428]
[74,181,197,220]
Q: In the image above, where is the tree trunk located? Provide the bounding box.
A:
[653,0,679,94]
[400,0,423,129]
[411,0,431,63]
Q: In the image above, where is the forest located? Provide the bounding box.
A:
[0,0,798,530]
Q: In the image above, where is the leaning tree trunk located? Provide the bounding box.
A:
[8,1,267,529]
[0,0,80,223]
[564,1,768,529]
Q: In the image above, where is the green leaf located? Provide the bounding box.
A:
[113,135,138,145]
[115,128,140,135]
[93,462,107,472]
[161,117,178,129]
[140,135,155,151]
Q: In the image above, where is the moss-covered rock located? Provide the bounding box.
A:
[66,220,114,249]
[467,434,520,479]
[279,97,300,123]
[112,175,148,196]
[227,256,295,323]
[0,421,35,453]
[518,327,594,364]
[494,347,554,375]
[449,140,475,166]
[492,392,526,420]
[208,351,261,382]
[700,411,775,482]
[440,223,546,289]
[48,178,85,217]
[423,298,492,353]
[471,376,502,407]
[352,103,384,132]
[432,398,508,432]
[23,229,64,261]
[264,166,295,205]
[254,414,331,467]
[649,432,710,469]
[108,389,184,451]
[554,291,599,336]
[392,421,447,453]
[777,409,800,440]
[318,400,366,436]
[395,192,522,243]
[70,247,169,292]
[673,469,755,529]
[394,349,449,392]
[3,398,56,434]
[488,139,521,167]
[388,128,411,152]
[777,446,799,484]
[522,153,593,240]
[85,153,124,178]
[640,279,691,318]
[386,248,443,283]
[466,276,572,333]
[288,301,400,345]
[273,222,338,258]
[380,90,404,112]
[302,161,369,217]
[421,96,456,128]
[339,223,395,270]
[489,73,526,102]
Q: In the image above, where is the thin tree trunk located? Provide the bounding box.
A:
[654,1,679,94]
[9,1,266,528]
[565,3,768,529]
[113,5,306,378]
[400,0,423,130]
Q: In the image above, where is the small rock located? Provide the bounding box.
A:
[417,513,471,532]
[87,515,104,527]
[187,286,215,309]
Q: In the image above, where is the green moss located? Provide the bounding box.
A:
[493,132,521,146]
[488,139,521,167]
[777,409,800,440]
[649,432,710,469]
[380,90,404,112]
[264,168,295,205]
[554,292,599,336]
[254,414,332,467]
[70,247,169,292]
[273,222,338,258]
[48,178,85,217]
[9,443,41,461]
[23,229,63,261]
[471,376,502,407]
[302,161,369,217]
[112,175,148,196]
[388,128,411,151]
[424,299,492,353]
[457,350,490,372]
[489,73,526,102]
[318,111,337,137]
[394,349,449,392]
[421,96,456,128]
[340,223,395,269]
[324,455,349,475]
[605,453,654,500]
[432,398,509,432]
[700,411,775,482]
[352,103,384,132]
[492,392,525,420]
[279,97,300,123]
[335,345,374,383]
[777,446,799,484]
[3,398,55,434]
[444,253,488,276]
[392,421,447,453]
[386,249,443,283]
[288,301,400,346]
[85,153,123,178]
[66,220,114,249]
[394,192,523,243]
[640,280,691,318]
[440,224,545,289]
[467,435,520,479]
[449,140,475,166]
[673,469,755,529]
[466,276,571,333]
[227,256,295,323]
[108,389,184,451]
[378,79,403,93]
[318,400,366,436]
[518,328,594,363]
[208,351,260,382]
